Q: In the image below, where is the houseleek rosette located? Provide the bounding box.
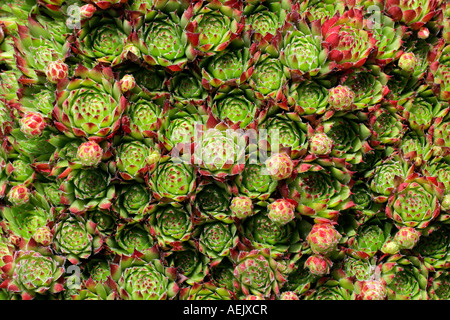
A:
[114,139,157,182]
[111,254,179,300]
[386,174,444,229]
[257,111,308,159]
[341,67,389,111]
[321,115,372,165]
[159,107,206,153]
[148,156,196,203]
[179,281,233,300]
[53,214,102,265]
[113,183,154,222]
[231,248,289,299]
[400,133,434,166]
[0,242,65,300]
[279,17,331,79]
[242,0,290,52]
[59,167,115,214]
[367,14,406,66]
[287,80,329,116]
[53,64,127,141]
[193,179,233,224]
[166,246,209,285]
[304,283,355,300]
[368,104,406,148]
[209,257,236,292]
[240,208,299,258]
[401,93,446,135]
[148,204,193,251]
[234,161,278,202]
[428,41,450,102]
[1,204,53,241]
[369,156,411,202]
[121,80,166,140]
[346,224,386,259]
[321,9,377,70]
[168,68,208,109]
[380,253,429,300]
[135,10,193,71]
[210,87,259,129]
[74,15,132,66]
[200,44,259,91]
[184,2,243,56]
[106,222,158,260]
[428,270,450,300]
[12,15,70,85]
[195,220,239,265]
[193,123,246,180]
[429,115,450,155]
[249,53,287,102]
[283,163,353,220]
[384,0,442,31]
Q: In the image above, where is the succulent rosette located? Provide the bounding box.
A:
[386,173,445,229]
[346,223,386,259]
[12,14,70,85]
[159,106,206,153]
[73,15,132,67]
[399,133,434,166]
[59,167,115,214]
[148,156,196,203]
[401,93,446,135]
[412,225,450,270]
[367,104,406,148]
[113,183,154,222]
[165,246,209,285]
[53,64,127,141]
[122,86,166,141]
[233,160,278,202]
[321,9,377,71]
[194,220,239,265]
[168,67,208,110]
[278,16,332,79]
[302,0,347,24]
[193,122,246,180]
[304,280,355,300]
[428,40,450,102]
[148,204,194,251]
[366,14,406,66]
[1,201,53,241]
[249,53,288,103]
[368,155,412,202]
[347,180,383,222]
[286,79,329,116]
[354,280,388,300]
[231,248,290,299]
[192,178,233,224]
[200,43,259,91]
[428,270,450,299]
[321,115,372,165]
[111,253,179,300]
[380,253,429,300]
[184,0,243,57]
[179,281,233,300]
[341,67,389,111]
[384,0,442,31]
[284,258,319,296]
[240,207,299,258]
[283,161,353,220]
[114,138,157,182]
[209,257,236,292]
[53,213,103,265]
[106,222,158,260]
[230,196,254,219]
[257,111,308,159]
[210,87,259,129]
[0,239,65,300]
[135,9,194,71]
[429,113,450,156]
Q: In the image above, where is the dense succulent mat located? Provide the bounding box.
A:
[0,0,449,301]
